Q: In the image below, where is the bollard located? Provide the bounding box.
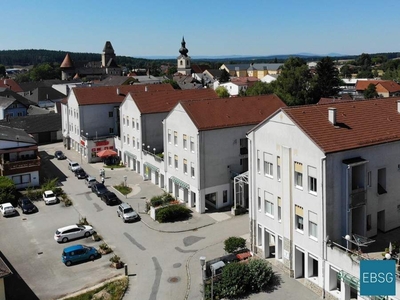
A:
[124,264,128,276]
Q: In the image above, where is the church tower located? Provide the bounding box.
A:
[177,37,191,75]
[102,41,116,67]
[60,53,75,80]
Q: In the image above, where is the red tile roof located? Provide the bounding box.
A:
[181,94,286,130]
[283,97,400,153]
[376,81,400,93]
[131,89,218,114]
[0,79,23,92]
[72,84,174,105]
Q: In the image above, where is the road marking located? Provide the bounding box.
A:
[150,257,162,300]
[124,232,146,250]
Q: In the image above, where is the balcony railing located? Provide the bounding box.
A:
[1,157,41,171]
[349,188,366,209]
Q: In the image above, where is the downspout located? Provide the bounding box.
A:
[321,156,326,299]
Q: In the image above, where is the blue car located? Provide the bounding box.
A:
[62,244,98,266]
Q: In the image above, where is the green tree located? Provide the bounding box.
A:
[247,259,273,292]
[219,69,230,83]
[162,79,180,89]
[224,236,246,253]
[273,57,313,105]
[167,66,177,75]
[29,63,60,81]
[0,64,5,77]
[215,86,229,98]
[314,57,341,99]
[0,176,16,204]
[220,262,250,298]
[340,64,353,79]
[363,83,378,99]
[246,81,274,96]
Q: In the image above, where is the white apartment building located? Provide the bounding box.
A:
[61,84,174,163]
[118,88,217,188]
[165,94,286,213]
[248,97,400,300]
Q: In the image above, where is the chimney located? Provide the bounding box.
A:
[397,100,400,113]
[3,79,6,85]
[145,86,148,92]
[328,107,336,125]
[117,88,120,95]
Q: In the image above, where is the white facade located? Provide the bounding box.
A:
[248,108,400,299]
[219,82,246,96]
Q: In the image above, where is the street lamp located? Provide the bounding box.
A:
[345,234,351,252]
[199,256,206,299]
[147,145,150,152]
[211,265,215,300]
[153,148,156,155]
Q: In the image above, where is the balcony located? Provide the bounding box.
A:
[349,188,366,209]
[1,157,41,173]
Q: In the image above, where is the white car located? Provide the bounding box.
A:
[43,190,57,205]
[54,224,95,243]
[0,203,17,217]
[68,161,81,172]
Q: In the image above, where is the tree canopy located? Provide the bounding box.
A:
[215,86,230,98]
[363,83,378,99]
[245,81,274,96]
[314,57,342,99]
[219,69,230,83]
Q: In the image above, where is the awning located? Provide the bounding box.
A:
[338,270,359,290]
[124,151,137,160]
[144,162,160,172]
[170,176,189,189]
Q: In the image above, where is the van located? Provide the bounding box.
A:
[62,244,97,266]
[85,176,97,188]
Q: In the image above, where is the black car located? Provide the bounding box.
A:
[54,151,67,160]
[91,183,108,197]
[75,168,88,179]
[18,196,37,214]
[100,191,119,206]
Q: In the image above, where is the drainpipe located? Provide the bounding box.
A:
[321,156,326,299]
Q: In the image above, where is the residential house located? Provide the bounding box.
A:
[0,88,36,120]
[247,63,283,79]
[0,255,12,300]
[355,80,400,98]
[219,64,249,77]
[0,125,40,189]
[61,84,174,163]
[202,69,222,87]
[0,113,62,144]
[260,74,279,84]
[0,79,23,93]
[118,88,218,186]
[218,77,259,96]
[164,94,286,213]
[247,97,400,299]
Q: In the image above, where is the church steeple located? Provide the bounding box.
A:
[177,36,191,75]
[179,36,189,57]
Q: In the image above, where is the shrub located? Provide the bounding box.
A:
[224,237,247,253]
[156,205,191,223]
[220,262,250,298]
[247,258,273,292]
[150,195,163,207]
[109,254,121,263]
[41,177,58,193]
[0,176,16,204]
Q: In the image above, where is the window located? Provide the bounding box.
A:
[190,137,195,152]
[183,159,188,174]
[367,171,371,187]
[308,166,317,194]
[294,162,303,188]
[109,111,113,117]
[277,156,281,181]
[240,138,248,155]
[367,214,372,231]
[137,140,140,149]
[258,188,261,211]
[123,117,125,125]
[109,128,114,134]
[126,118,129,126]
[168,130,171,144]
[123,135,126,143]
[132,118,135,128]
[264,153,273,177]
[183,134,187,149]
[136,121,139,130]
[205,192,216,204]
[309,211,318,239]
[264,191,274,217]
[133,137,136,148]
[223,190,227,203]
[277,197,282,221]
[257,225,262,247]
[168,153,172,167]
[191,162,195,178]
[127,134,130,145]
[174,155,178,169]
[257,150,260,174]
[174,131,178,146]
[377,168,387,194]
[17,112,23,116]
[295,205,304,232]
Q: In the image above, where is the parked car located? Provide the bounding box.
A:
[75,168,88,179]
[117,202,139,222]
[91,183,108,197]
[43,190,58,205]
[68,161,80,172]
[84,176,97,188]
[100,191,119,206]
[62,244,98,266]
[17,196,37,214]
[0,203,17,217]
[54,224,95,243]
[54,150,67,160]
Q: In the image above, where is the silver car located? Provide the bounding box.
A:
[117,202,139,223]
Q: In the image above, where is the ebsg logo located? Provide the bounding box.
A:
[360,260,395,296]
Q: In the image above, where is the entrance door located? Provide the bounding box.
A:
[377,210,385,232]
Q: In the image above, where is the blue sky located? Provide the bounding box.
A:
[3,0,400,58]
